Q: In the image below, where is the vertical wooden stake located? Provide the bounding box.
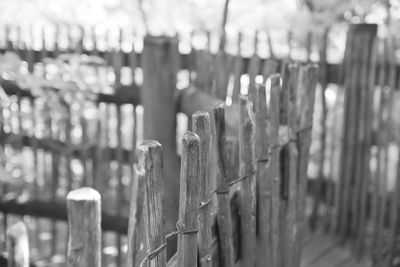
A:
[238,95,256,266]
[294,64,318,264]
[255,84,272,266]
[177,132,201,267]
[142,37,180,248]
[67,187,101,267]
[127,164,145,267]
[193,111,212,267]
[268,74,281,267]
[138,140,167,266]
[213,103,234,267]
[7,221,29,267]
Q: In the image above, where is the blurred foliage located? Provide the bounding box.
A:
[0,0,397,35]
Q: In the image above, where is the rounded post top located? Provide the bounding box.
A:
[213,102,225,111]
[67,187,101,202]
[193,111,210,120]
[269,74,281,87]
[182,131,200,146]
[139,140,162,150]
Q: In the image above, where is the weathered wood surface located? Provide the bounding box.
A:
[238,95,256,267]
[66,187,101,267]
[127,165,145,267]
[138,140,167,266]
[177,131,200,267]
[213,102,234,267]
[192,111,213,267]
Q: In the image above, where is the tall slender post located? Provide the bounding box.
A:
[238,95,256,266]
[268,74,281,267]
[139,140,167,266]
[255,84,272,266]
[7,221,29,267]
[193,111,212,267]
[177,132,201,267]
[66,187,101,267]
[294,64,318,264]
[142,37,180,249]
[213,103,234,267]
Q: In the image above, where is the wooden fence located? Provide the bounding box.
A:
[3,62,318,266]
[2,22,400,267]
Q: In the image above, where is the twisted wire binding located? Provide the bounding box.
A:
[139,222,198,266]
[228,171,256,187]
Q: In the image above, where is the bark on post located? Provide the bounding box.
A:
[192,111,212,267]
[238,95,256,266]
[177,132,201,267]
[213,103,234,267]
[141,36,180,248]
[138,140,167,266]
[6,221,29,267]
[66,187,101,267]
[127,164,146,267]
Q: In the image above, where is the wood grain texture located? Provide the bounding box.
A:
[213,102,234,267]
[238,95,256,267]
[177,131,201,267]
[66,187,101,267]
[127,164,145,267]
[192,111,213,267]
[254,84,272,267]
[138,140,167,267]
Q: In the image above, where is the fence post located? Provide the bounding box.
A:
[192,111,212,267]
[213,103,234,267]
[6,221,29,267]
[142,36,180,249]
[254,84,272,266]
[177,132,201,267]
[66,187,101,267]
[138,140,167,266]
[337,24,377,242]
[294,64,318,264]
[284,64,300,267]
[127,164,146,267]
[238,95,256,266]
[268,74,281,267]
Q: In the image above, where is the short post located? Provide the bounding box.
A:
[213,103,234,267]
[138,140,167,266]
[177,132,201,267]
[238,95,256,266]
[6,221,29,267]
[127,164,146,267]
[192,111,212,267]
[66,187,101,267]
